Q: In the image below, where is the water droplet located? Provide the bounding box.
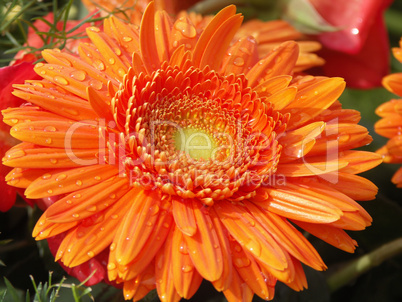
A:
[163,222,170,228]
[179,244,188,254]
[109,193,116,199]
[93,60,105,71]
[113,48,122,56]
[35,62,45,68]
[174,20,196,39]
[110,243,116,251]
[233,57,245,67]
[87,251,95,257]
[111,214,118,219]
[56,174,67,181]
[45,138,52,144]
[72,213,80,218]
[234,257,251,268]
[87,205,97,212]
[73,193,82,199]
[42,173,52,180]
[172,40,178,48]
[245,240,261,256]
[89,79,103,90]
[107,263,116,270]
[122,36,133,42]
[182,265,193,273]
[117,68,125,77]
[185,43,192,49]
[54,75,69,85]
[10,118,18,124]
[44,126,56,132]
[146,221,153,227]
[50,158,58,165]
[66,200,72,204]
[76,180,83,186]
[94,176,101,181]
[89,27,100,32]
[108,58,115,65]
[70,70,86,81]
[150,205,159,215]
[40,70,46,75]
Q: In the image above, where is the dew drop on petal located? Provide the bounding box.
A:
[182,265,193,273]
[111,214,118,219]
[76,180,83,186]
[72,213,80,218]
[56,174,67,181]
[42,173,52,180]
[44,126,56,132]
[108,58,115,65]
[54,75,69,85]
[122,36,133,42]
[45,138,52,144]
[110,243,116,251]
[47,189,53,194]
[70,70,86,81]
[233,57,245,67]
[93,60,105,71]
[107,263,116,270]
[245,239,261,256]
[87,251,95,257]
[87,205,97,212]
[94,176,101,181]
[89,79,103,90]
[50,158,58,164]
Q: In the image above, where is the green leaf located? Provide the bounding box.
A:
[3,278,22,302]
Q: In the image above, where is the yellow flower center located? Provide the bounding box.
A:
[174,127,217,161]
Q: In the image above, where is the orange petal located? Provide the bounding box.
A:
[114,189,162,266]
[254,186,342,223]
[198,14,243,70]
[228,239,272,300]
[155,10,173,62]
[2,106,70,127]
[246,41,299,87]
[375,99,402,117]
[221,36,259,75]
[122,263,155,300]
[214,200,288,271]
[56,190,133,266]
[244,201,326,271]
[45,177,129,223]
[112,202,173,281]
[283,257,307,291]
[210,209,233,292]
[172,196,197,236]
[87,86,114,121]
[86,27,130,82]
[12,84,97,121]
[34,63,108,101]
[284,77,346,130]
[25,164,118,198]
[253,75,292,98]
[383,73,402,97]
[375,113,402,139]
[10,120,99,149]
[265,86,297,111]
[155,228,182,302]
[222,269,254,302]
[192,5,237,67]
[33,211,78,240]
[183,199,223,282]
[170,15,198,56]
[104,16,140,54]
[5,167,51,188]
[171,228,203,299]
[294,221,357,253]
[140,2,161,74]
[4,144,100,170]
[339,150,383,174]
[169,45,192,69]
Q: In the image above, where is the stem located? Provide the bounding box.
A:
[189,0,246,14]
[327,237,402,292]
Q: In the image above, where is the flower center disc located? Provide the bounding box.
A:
[174,127,217,161]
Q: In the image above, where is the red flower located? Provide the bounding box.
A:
[309,0,392,88]
[0,62,40,211]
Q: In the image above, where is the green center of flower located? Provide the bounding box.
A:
[174,127,217,160]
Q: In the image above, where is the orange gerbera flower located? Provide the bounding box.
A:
[3,3,381,301]
[375,38,402,188]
